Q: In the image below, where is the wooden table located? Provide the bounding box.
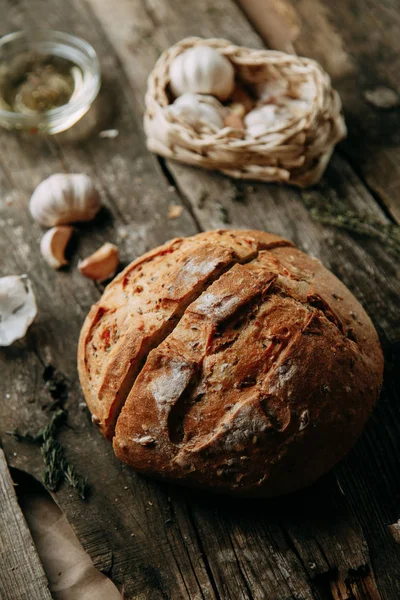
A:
[1,1,399,598]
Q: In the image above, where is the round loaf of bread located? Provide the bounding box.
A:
[78,230,383,497]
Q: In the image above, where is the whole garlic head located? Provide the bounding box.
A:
[30,173,101,227]
[166,93,226,131]
[0,275,37,346]
[169,46,235,101]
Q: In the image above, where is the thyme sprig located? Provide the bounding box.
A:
[8,409,88,499]
[10,409,66,443]
[302,192,400,258]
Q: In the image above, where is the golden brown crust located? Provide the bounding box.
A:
[78,230,383,496]
[78,230,292,438]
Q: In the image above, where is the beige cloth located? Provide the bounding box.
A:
[19,486,121,600]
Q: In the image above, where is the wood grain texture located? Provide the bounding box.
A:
[0,448,52,600]
[0,0,399,599]
[258,0,400,224]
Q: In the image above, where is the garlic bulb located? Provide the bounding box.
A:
[0,275,37,346]
[244,105,280,137]
[169,46,235,101]
[30,173,101,227]
[78,242,119,281]
[40,226,74,269]
[166,93,225,131]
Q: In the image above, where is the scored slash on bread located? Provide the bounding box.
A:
[78,230,293,439]
[78,230,383,497]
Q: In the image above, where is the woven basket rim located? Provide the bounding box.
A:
[144,37,347,187]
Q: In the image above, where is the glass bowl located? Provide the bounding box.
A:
[0,30,101,134]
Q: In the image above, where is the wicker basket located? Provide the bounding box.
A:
[144,37,346,188]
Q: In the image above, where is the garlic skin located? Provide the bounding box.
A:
[169,46,235,101]
[0,275,37,346]
[255,78,288,104]
[40,226,74,269]
[78,242,119,281]
[224,112,245,130]
[167,93,225,131]
[244,105,280,137]
[278,98,310,119]
[30,174,101,227]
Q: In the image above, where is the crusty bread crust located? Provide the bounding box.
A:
[78,230,292,438]
[78,230,383,496]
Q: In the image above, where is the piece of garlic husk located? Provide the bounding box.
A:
[166,93,226,131]
[0,275,37,346]
[78,242,119,281]
[30,173,101,227]
[40,226,74,269]
[169,46,235,101]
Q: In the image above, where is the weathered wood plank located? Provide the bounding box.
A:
[0,1,219,598]
[245,0,400,224]
[0,448,52,600]
[85,1,400,599]
[0,0,399,599]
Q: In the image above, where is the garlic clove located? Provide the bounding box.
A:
[78,243,119,282]
[245,105,279,137]
[167,93,226,131]
[224,113,245,129]
[0,275,37,346]
[30,173,101,227]
[226,102,247,118]
[169,46,235,101]
[40,226,74,269]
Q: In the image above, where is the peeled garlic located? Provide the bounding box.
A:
[40,226,74,269]
[78,242,119,281]
[166,93,226,131]
[0,275,37,346]
[30,173,101,227]
[169,46,235,101]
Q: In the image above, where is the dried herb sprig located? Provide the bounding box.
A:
[8,409,88,499]
[41,436,88,499]
[302,191,400,258]
[10,409,66,443]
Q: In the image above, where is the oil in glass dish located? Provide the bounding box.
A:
[0,30,101,134]
[0,53,83,116]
